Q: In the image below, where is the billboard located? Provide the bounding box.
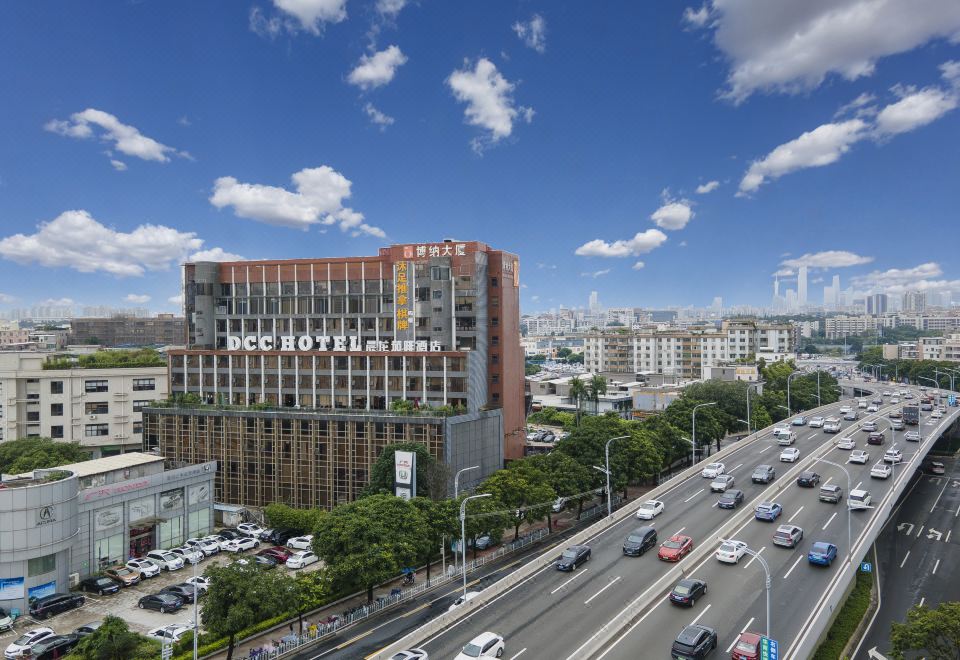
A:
[394,450,416,499]
[28,581,56,601]
[0,577,24,600]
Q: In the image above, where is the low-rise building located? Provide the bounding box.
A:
[69,314,185,347]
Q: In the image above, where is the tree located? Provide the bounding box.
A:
[0,437,90,475]
[587,375,608,414]
[569,376,588,427]
[478,467,555,540]
[460,494,511,559]
[557,348,573,359]
[525,363,542,376]
[312,494,429,602]
[522,452,596,519]
[263,503,325,535]
[567,352,584,364]
[68,615,160,660]
[890,602,960,659]
[364,442,445,499]
[802,343,819,355]
[291,571,331,634]
[611,431,663,498]
[410,497,458,580]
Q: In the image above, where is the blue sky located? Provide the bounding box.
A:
[1,0,959,314]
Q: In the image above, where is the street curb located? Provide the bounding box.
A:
[838,547,880,660]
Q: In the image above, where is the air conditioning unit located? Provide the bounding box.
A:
[89,415,97,420]
[114,433,123,438]
[68,573,80,588]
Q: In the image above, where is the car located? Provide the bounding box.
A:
[658,534,694,561]
[671,624,718,660]
[0,609,11,633]
[776,431,796,446]
[147,624,193,643]
[716,539,748,564]
[258,546,293,563]
[823,418,842,433]
[622,526,658,557]
[904,392,914,399]
[882,390,892,397]
[780,447,800,462]
[126,557,161,578]
[905,430,922,442]
[797,471,820,487]
[635,499,664,519]
[223,537,260,553]
[889,410,902,420]
[819,484,844,503]
[390,651,429,660]
[921,402,934,412]
[161,584,203,604]
[236,554,278,570]
[237,522,265,537]
[286,550,320,569]
[809,416,825,428]
[751,464,776,484]
[731,631,762,660]
[754,502,782,521]
[138,593,184,614]
[717,489,744,509]
[808,541,839,566]
[844,410,859,421]
[867,404,879,413]
[474,535,495,550]
[867,431,886,445]
[216,528,243,540]
[773,425,791,438]
[858,400,868,409]
[701,463,725,479]
[884,449,903,464]
[23,633,79,660]
[849,489,873,510]
[838,406,852,414]
[669,578,708,606]
[861,421,878,432]
[287,535,314,550]
[105,565,142,587]
[929,461,946,475]
[448,591,481,612]
[709,474,735,492]
[931,409,943,419]
[891,419,905,431]
[28,593,85,620]
[263,528,298,545]
[872,398,883,406]
[891,397,900,404]
[791,416,807,426]
[850,450,870,464]
[146,550,185,571]
[773,524,803,548]
[73,621,103,637]
[836,437,856,450]
[871,463,892,479]
[4,628,55,659]
[556,545,591,571]
[454,632,504,660]
[170,546,205,565]
[183,576,211,593]
[78,575,121,595]
[186,537,220,556]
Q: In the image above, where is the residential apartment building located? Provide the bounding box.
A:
[883,334,960,363]
[522,315,575,336]
[0,352,168,455]
[902,291,927,314]
[69,314,185,347]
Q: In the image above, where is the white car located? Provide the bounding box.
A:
[448,591,481,612]
[223,537,260,553]
[286,550,319,569]
[635,499,664,520]
[809,417,825,428]
[772,426,791,438]
[287,535,314,551]
[884,449,903,464]
[861,422,878,432]
[710,474,735,493]
[836,437,856,450]
[184,576,211,593]
[850,450,870,464]
[701,463,725,479]
[147,624,193,643]
[454,632,505,660]
[882,390,892,397]
[867,405,879,413]
[146,550,185,571]
[870,463,892,479]
[857,400,868,409]
[126,557,162,578]
[238,523,265,538]
[170,546,204,565]
[891,397,900,404]
[4,628,56,659]
[715,539,748,564]
[839,406,852,414]
[186,537,220,556]
[931,410,943,419]
[780,447,800,462]
[823,418,842,433]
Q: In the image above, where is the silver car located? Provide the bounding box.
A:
[710,474,735,492]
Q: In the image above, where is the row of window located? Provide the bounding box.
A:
[82,378,155,393]
[84,422,142,437]
[49,400,154,416]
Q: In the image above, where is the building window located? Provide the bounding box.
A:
[28,553,56,577]
[491,354,499,365]
[430,266,450,280]
[492,392,500,403]
[85,402,109,415]
[491,317,499,327]
[85,424,109,437]
[491,277,498,287]
[133,378,155,391]
[491,335,499,347]
[133,400,152,412]
[491,374,499,384]
[95,534,124,571]
[51,425,64,439]
[133,421,143,434]
[27,411,40,422]
[50,403,63,416]
[50,381,63,394]
[85,380,108,393]
[432,289,443,300]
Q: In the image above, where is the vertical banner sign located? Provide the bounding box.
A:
[394,261,412,340]
[394,450,416,500]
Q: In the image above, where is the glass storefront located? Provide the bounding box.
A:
[188,508,212,538]
[94,533,124,571]
[158,516,184,548]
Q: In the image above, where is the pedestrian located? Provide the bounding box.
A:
[289,622,294,634]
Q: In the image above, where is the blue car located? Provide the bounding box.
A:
[807,542,838,566]
[754,502,782,521]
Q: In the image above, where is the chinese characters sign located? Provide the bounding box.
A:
[396,260,410,332]
[226,335,443,352]
[402,243,467,259]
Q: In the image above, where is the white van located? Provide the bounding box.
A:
[849,489,872,510]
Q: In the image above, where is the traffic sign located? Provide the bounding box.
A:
[860,561,872,573]
[161,643,173,660]
[760,636,779,660]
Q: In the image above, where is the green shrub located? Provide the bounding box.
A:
[812,570,873,660]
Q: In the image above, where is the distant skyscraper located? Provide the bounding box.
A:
[866,293,888,315]
[773,276,780,299]
[797,265,808,306]
[902,290,926,313]
[589,291,600,313]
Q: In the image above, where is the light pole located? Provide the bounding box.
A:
[943,368,960,392]
[453,465,479,572]
[192,552,198,660]
[723,540,771,638]
[917,375,938,392]
[935,369,955,392]
[601,435,629,517]
[786,371,802,416]
[460,493,491,599]
[692,402,717,466]
[745,381,765,435]
[812,457,853,564]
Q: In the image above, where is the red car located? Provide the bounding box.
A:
[257,546,293,563]
[731,631,761,660]
[658,534,694,561]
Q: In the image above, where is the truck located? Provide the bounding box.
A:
[903,405,920,426]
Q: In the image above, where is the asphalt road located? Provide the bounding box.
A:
[852,455,960,660]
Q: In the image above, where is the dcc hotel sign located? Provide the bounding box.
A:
[226,335,445,353]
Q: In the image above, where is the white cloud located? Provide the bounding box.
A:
[0,210,220,277]
[168,294,183,306]
[874,86,958,136]
[347,45,408,90]
[811,276,824,284]
[942,60,960,87]
[249,8,283,38]
[124,294,151,304]
[363,103,395,129]
[632,261,645,270]
[178,116,191,127]
[738,119,867,194]
[513,14,547,53]
[581,269,611,278]
[46,108,184,163]
[772,268,795,277]
[834,92,878,119]
[110,159,127,171]
[536,262,557,270]
[189,247,245,262]
[0,293,15,304]
[695,180,720,194]
[679,241,688,247]
[40,298,75,306]
[782,251,874,269]
[699,0,960,103]
[375,0,407,18]
[650,198,695,230]
[447,58,532,152]
[273,0,347,33]
[682,4,711,28]
[209,165,384,237]
[530,295,540,302]
[575,229,668,258]
[851,262,943,288]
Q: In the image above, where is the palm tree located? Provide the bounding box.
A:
[587,375,607,415]
[569,376,587,426]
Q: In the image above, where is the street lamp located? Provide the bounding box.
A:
[811,457,853,564]
[917,375,938,392]
[692,402,717,467]
[943,368,960,392]
[453,465,479,572]
[604,435,629,517]
[192,553,199,660]
[722,540,771,638]
[786,371,802,416]
[935,369,955,392]
[460,493,492,599]
[745,381,765,435]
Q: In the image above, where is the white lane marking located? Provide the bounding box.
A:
[730,463,744,473]
[726,617,756,653]
[930,476,951,513]
[823,512,838,530]
[823,477,832,487]
[900,551,911,568]
[947,530,953,544]
[684,490,704,503]
[788,506,805,523]
[744,546,765,569]
[584,576,622,605]
[932,559,940,575]
[854,481,863,490]
[595,600,665,659]
[510,649,527,660]
[956,502,960,518]
[917,526,925,538]
[712,502,719,508]
[673,527,687,536]
[807,433,818,440]
[919,596,925,608]
[783,555,804,579]
[759,446,772,453]
[551,569,588,595]
[689,603,713,627]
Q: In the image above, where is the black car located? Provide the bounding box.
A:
[74,621,103,637]
[867,432,885,445]
[669,578,707,607]
[671,624,718,659]
[217,529,244,541]
[29,592,85,620]
[556,545,591,571]
[30,633,80,660]
[78,576,121,595]
[138,593,184,613]
[622,526,658,557]
[752,465,776,484]
[161,584,203,604]
[717,489,744,509]
[254,555,277,569]
[265,528,298,545]
[797,471,821,488]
